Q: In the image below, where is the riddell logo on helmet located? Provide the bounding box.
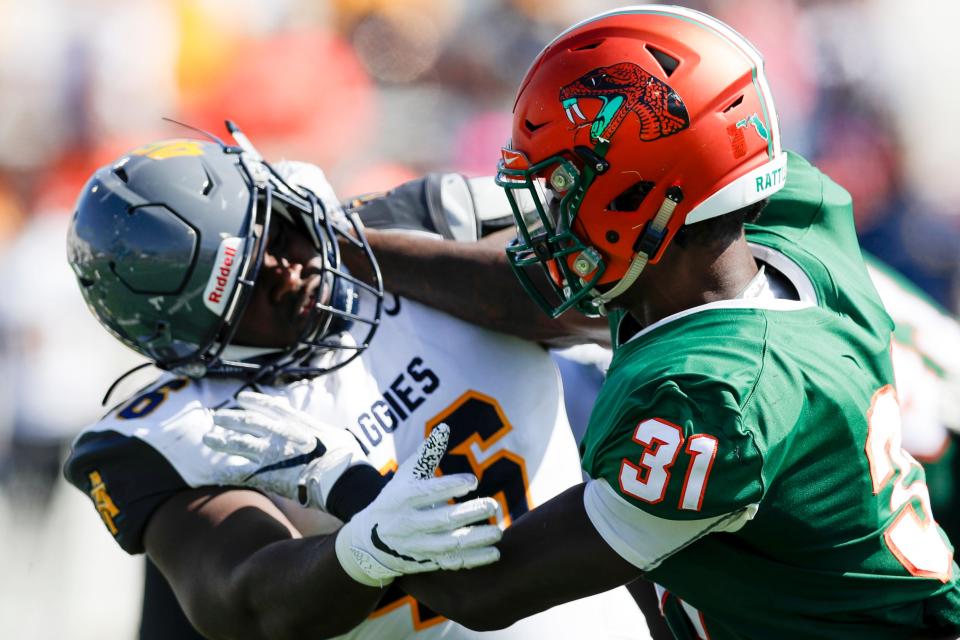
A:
[203,237,246,315]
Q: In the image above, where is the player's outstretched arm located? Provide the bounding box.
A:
[358,227,610,347]
[399,483,644,631]
[147,419,501,640]
[340,173,610,347]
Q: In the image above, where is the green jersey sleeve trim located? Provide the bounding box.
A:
[584,477,758,571]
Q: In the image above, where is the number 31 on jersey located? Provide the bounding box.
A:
[618,418,718,512]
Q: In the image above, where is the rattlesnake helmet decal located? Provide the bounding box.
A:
[559,62,690,143]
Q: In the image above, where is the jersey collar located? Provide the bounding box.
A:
[617,244,817,346]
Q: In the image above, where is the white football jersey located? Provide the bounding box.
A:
[66,295,649,640]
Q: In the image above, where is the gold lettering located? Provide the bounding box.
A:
[130,140,204,160]
[88,471,120,536]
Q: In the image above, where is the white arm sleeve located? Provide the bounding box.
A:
[440,175,517,242]
[583,477,758,572]
[463,175,537,233]
[440,174,484,242]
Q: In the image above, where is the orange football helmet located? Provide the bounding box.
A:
[497,5,786,317]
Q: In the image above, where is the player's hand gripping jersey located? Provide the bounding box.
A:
[580,153,960,639]
[65,298,647,639]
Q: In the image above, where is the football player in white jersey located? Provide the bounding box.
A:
[63,126,649,640]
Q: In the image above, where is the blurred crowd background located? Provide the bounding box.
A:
[1,0,958,637]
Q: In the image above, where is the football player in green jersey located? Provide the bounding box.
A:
[373,6,960,638]
[209,6,960,638]
[865,256,960,546]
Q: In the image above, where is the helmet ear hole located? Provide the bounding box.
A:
[607,181,655,212]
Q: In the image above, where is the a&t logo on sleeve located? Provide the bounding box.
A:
[88,471,120,536]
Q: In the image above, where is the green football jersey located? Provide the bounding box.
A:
[865,254,960,546]
[580,152,960,639]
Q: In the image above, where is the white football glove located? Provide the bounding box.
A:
[335,424,502,587]
[273,160,351,231]
[204,391,368,511]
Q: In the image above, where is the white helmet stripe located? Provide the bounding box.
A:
[648,5,781,158]
[685,153,788,225]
